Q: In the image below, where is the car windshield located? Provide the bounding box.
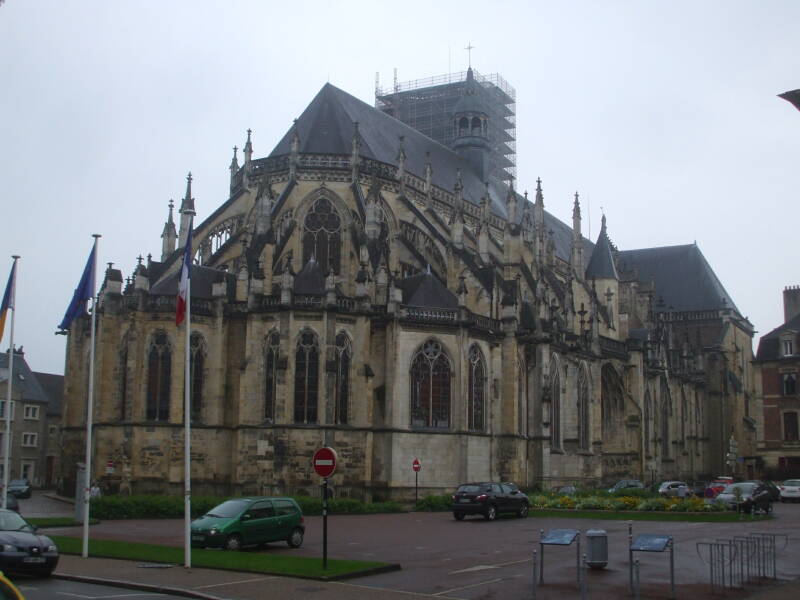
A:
[0,512,32,531]
[204,499,249,518]
[457,484,488,493]
[722,483,755,494]
[8,480,27,486]
[784,480,800,487]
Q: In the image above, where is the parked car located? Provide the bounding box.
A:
[707,477,735,498]
[6,480,31,499]
[607,479,645,494]
[658,481,690,498]
[2,495,18,513]
[452,482,529,521]
[743,481,780,502]
[715,482,761,512]
[689,481,708,498]
[555,485,578,496]
[0,509,59,577]
[190,497,305,551]
[779,479,800,503]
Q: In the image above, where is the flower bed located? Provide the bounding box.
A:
[529,494,726,513]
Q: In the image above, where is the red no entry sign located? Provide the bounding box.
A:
[412,458,421,472]
[313,447,338,478]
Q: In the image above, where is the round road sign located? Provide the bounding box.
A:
[313,447,337,478]
[412,458,421,472]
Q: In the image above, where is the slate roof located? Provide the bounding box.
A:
[616,244,739,314]
[32,371,64,418]
[0,353,50,404]
[755,312,800,360]
[293,257,326,295]
[149,265,232,299]
[585,218,619,280]
[398,271,458,308]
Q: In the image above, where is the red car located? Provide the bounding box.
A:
[706,476,734,498]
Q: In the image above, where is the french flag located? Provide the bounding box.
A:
[176,220,193,326]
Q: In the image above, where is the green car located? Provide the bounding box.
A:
[191,497,305,551]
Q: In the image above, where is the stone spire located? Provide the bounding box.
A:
[289,119,300,180]
[506,180,517,225]
[351,121,361,183]
[396,135,406,195]
[229,146,239,181]
[243,129,253,168]
[424,151,433,207]
[450,170,465,250]
[178,172,195,248]
[534,177,545,262]
[161,199,177,261]
[570,191,584,277]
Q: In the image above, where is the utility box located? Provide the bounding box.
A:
[586,529,608,569]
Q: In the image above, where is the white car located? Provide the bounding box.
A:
[779,479,800,503]
[658,481,689,498]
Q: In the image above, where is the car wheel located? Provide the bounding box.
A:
[517,503,529,518]
[224,534,242,551]
[453,512,465,521]
[484,505,497,521]
[287,527,304,548]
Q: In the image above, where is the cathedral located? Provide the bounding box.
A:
[59,69,758,500]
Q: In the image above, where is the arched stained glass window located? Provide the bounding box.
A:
[601,364,624,440]
[334,332,351,425]
[302,198,342,274]
[294,330,319,424]
[410,340,451,429]
[577,365,590,450]
[146,331,171,421]
[467,345,486,431]
[550,364,561,449]
[189,333,205,423]
[264,332,279,423]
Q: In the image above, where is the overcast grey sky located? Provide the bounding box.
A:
[1,0,798,374]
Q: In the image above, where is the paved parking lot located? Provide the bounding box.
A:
[44,501,800,599]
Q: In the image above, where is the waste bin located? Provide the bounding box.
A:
[586,529,608,569]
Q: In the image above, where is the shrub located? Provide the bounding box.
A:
[575,497,610,510]
[530,495,549,509]
[609,488,653,499]
[414,494,451,512]
[636,498,668,512]
[617,496,641,510]
[557,496,576,510]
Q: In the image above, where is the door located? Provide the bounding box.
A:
[273,500,299,540]
[240,500,276,545]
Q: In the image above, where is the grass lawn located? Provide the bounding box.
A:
[49,535,396,579]
[529,509,773,523]
[29,518,99,528]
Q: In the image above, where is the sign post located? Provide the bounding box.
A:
[313,447,337,570]
[412,458,421,506]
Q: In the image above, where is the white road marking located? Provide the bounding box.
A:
[56,593,167,599]
[433,577,504,596]
[448,557,529,574]
[194,576,275,589]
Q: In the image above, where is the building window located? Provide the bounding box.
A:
[294,330,319,424]
[48,425,57,435]
[517,354,527,436]
[550,365,561,449]
[467,345,486,431]
[189,333,205,423]
[660,378,672,458]
[783,373,797,396]
[785,412,800,442]
[577,366,590,450]
[0,401,15,420]
[302,197,342,274]
[22,433,37,448]
[23,405,39,420]
[784,339,795,357]
[601,364,625,442]
[410,340,451,429]
[644,390,653,455]
[333,332,351,425]
[264,332,280,423]
[146,331,172,421]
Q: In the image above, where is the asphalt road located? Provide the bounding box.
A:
[15,578,192,599]
[44,502,800,599]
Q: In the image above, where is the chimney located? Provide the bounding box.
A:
[784,285,800,323]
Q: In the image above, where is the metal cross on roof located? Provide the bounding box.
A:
[465,42,475,67]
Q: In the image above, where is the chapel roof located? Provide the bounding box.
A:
[149,265,233,299]
[585,216,619,280]
[293,257,326,296]
[397,270,458,308]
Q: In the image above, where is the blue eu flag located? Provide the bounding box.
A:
[58,243,97,332]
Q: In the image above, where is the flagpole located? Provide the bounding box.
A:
[184,224,192,570]
[82,235,100,559]
[2,256,19,510]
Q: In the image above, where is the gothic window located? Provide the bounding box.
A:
[294,330,319,424]
[517,353,527,436]
[458,117,469,136]
[118,336,128,421]
[680,389,688,446]
[302,198,342,274]
[577,365,590,451]
[783,373,797,396]
[264,332,279,423]
[146,331,171,421]
[784,412,799,442]
[467,345,486,431]
[410,340,451,429]
[334,332,351,425]
[660,377,671,457]
[471,117,481,135]
[189,333,206,423]
[601,364,624,440]
[550,363,561,449]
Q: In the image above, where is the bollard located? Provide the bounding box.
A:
[633,558,640,600]
[532,548,537,599]
[539,529,545,585]
[580,553,588,600]
[628,521,634,592]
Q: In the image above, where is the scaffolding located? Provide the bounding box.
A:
[376,70,517,182]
